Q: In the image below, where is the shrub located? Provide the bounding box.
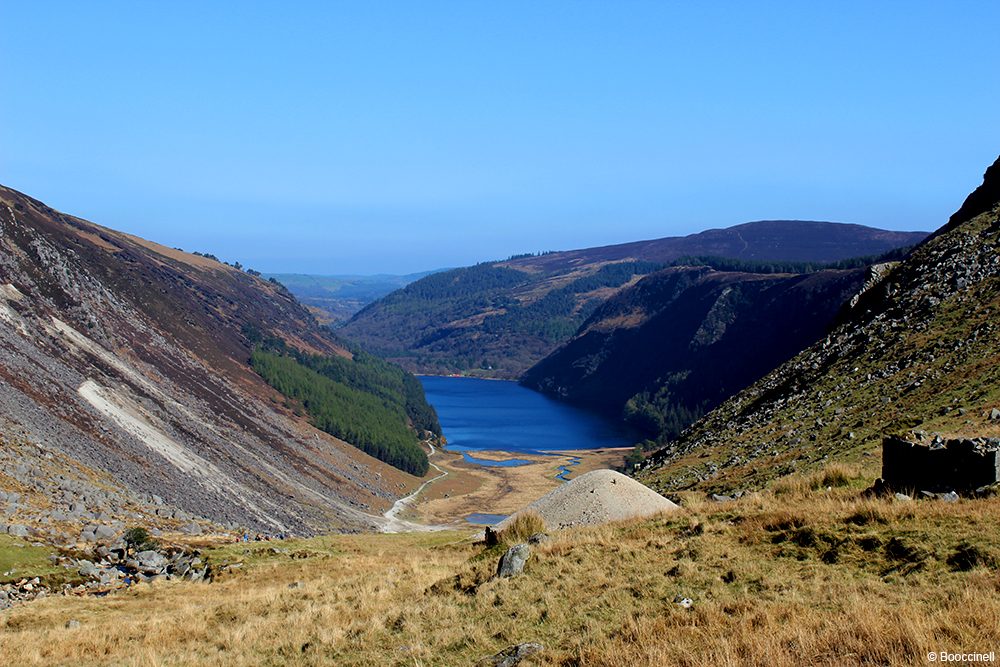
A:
[123,527,158,552]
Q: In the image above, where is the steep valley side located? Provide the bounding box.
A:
[0,185,433,538]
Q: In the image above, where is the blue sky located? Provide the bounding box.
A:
[2,2,998,274]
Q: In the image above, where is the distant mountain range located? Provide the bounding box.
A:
[637,155,1000,493]
[0,185,438,536]
[267,271,443,324]
[340,221,928,378]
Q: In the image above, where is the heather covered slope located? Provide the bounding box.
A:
[341,221,926,378]
[0,185,430,534]
[522,265,870,439]
[637,156,1000,494]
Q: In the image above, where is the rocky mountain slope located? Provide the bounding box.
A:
[522,264,871,439]
[341,221,926,378]
[0,185,427,537]
[636,155,1000,493]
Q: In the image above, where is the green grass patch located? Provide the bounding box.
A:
[0,534,60,584]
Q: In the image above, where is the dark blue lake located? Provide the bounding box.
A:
[419,376,637,454]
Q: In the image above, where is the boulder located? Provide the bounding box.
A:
[78,560,100,579]
[179,522,202,536]
[94,525,118,541]
[135,550,168,574]
[6,524,29,538]
[480,642,543,667]
[527,532,549,545]
[496,543,530,578]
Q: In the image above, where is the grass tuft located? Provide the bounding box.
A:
[495,511,546,546]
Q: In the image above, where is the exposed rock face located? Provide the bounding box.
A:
[938,155,1000,238]
[0,185,412,535]
[522,266,869,438]
[638,155,1000,492]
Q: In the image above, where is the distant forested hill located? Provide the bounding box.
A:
[267,271,442,324]
[340,221,927,378]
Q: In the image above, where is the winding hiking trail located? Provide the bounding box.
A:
[380,441,450,533]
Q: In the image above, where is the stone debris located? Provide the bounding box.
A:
[0,539,212,611]
[494,470,680,532]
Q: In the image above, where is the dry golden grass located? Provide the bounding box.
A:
[495,511,546,546]
[2,474,999,666]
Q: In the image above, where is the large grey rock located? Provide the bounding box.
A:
[179,522,202,536]
[78,560,100,578]
[93,525,118,541]
[496,543,530,578]
[480,642,544,667]
[135,550,168,574]
[6,524,29,537]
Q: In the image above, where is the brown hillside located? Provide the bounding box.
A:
[0,185,415,536]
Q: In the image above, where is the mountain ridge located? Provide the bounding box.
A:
[635,155,1000,493]
[522,263,873,439]
[341,220,927,378]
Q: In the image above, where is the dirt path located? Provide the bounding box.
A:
[379,442,451,533]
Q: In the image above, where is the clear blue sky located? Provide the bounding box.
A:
[2,2,998,274]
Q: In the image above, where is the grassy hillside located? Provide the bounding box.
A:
[341,222,926,378]
[637,157,1000,494]
[2,471,998,665]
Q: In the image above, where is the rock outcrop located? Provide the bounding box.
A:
[522,265,870,439]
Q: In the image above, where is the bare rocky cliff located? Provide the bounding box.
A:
[522,265,870,440]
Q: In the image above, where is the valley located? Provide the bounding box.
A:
[5,5,1000,665]
[1,155,998,667]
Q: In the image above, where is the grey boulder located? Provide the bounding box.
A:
[496,543,530,578]
[480,642,543,667]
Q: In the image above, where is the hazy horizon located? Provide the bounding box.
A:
[2,2,998,274]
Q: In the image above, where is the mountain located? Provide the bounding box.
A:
[522,263,872,439]
[636,155,1000,493]
[0,184,437,537]
[340,221,927,378]
[267,271,442,325]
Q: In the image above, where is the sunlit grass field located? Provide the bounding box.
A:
[1,465,998,666]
